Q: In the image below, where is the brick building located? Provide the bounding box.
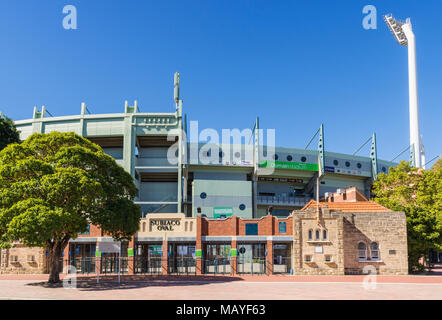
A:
[0,187,408,276]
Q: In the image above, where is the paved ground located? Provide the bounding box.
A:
[0,274,441,300]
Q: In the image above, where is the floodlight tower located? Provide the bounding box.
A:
[384,14,425,168]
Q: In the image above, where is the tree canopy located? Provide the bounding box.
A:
[432,158,442,171]
[372,161,442,271]
[0,132,141,282]
[0,115,20,151]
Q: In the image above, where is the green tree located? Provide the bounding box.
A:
[0,132,141,283]
[0,115,20,151]
[432,158,442,171]
[372,161,442,272]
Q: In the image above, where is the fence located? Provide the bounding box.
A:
[47,257,289,276]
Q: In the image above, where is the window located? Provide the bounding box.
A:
[325,255,332,263]
[304,255,312,262]
[382,167,387,173]
[239,204,246,211]
[315,230,320,241]
[308,230,313,241]
[279,222,287,233]
[219,151,224,158]
[200,192,207,199]
[235,152,241,158]
[357,163,362,169]
[371,242,380,260]
[301,156,307,163]
[323,230,328,241]
[333,160,339,166]
[345,161,351,167]
[287,155,293,162]
[358,242,367,260]
[245,223,258,236]
[273,154,279,161]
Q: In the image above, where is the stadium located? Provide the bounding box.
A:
[0,73,411,277]
[12,73,397,220]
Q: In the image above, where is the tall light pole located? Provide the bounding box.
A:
[384,14,425,168]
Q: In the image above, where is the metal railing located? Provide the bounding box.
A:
[257,195,311,206]
[271,257,291,274]
[46,257,289,276]
[168,257,197,275]
[203,258,232,275]
[236,258,269,275]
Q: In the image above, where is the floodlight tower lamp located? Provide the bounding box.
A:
[383,14,423,168]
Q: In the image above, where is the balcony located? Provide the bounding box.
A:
[257,195,311,207]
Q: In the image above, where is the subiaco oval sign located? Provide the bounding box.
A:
[150,219,181,231]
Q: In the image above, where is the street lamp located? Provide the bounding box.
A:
[384,14,425,168]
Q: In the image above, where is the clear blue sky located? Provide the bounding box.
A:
[0,0,441,163]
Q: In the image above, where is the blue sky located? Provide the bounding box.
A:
[0,0,441,163]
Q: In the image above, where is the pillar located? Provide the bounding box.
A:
[196,216,203,275]
[266,239,273,275]
[162,239,168,275]
[127,236,135,275]
[231,238,237,276]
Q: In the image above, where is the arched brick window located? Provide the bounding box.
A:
[358,242,367,260]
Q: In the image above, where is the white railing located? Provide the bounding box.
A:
[257,195,311,206]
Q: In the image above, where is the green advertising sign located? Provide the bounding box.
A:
[259,160,319,171]
[213,207,234,219]
[195,249,202,258]
[127,248,134,257]
[230,249,237,257]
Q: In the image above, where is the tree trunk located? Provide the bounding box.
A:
[48,244,64,283]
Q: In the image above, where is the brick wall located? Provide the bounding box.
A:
[342,211,408,275]
[293,208,408,275]
[0,244,47,274]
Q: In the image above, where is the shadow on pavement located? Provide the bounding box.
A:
[27,275,245,291]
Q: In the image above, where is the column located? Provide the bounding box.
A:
[231,238,237,276]
[196,216,203,275]
[162,239,168,275]
[266,239,273,275]
[127,236,135,275]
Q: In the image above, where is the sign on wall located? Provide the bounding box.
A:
[97,241,121,254]
[213,207,234,219]
[150,219,181,231]
[259,161,319,171]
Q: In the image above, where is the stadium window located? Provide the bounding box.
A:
[200,192,207,199]
[345,161,351,167]
[358,242,367,260]
[239,204,246,211]
[357,163,362,169]
[287,155,293,162]
[333,160,339,166]
[382,167,387,173]
[273,154,279,161]
[301,156,307,163]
